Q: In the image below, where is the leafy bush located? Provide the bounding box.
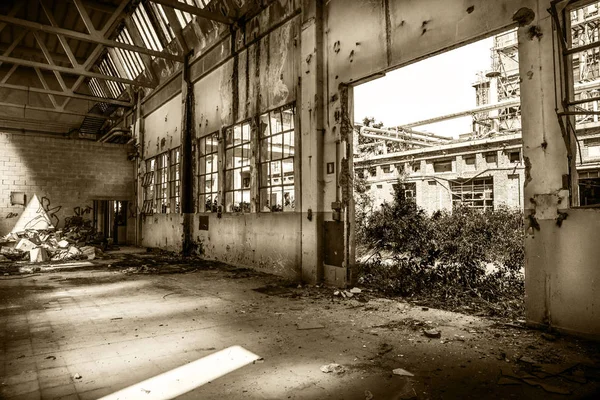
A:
[355,181,525,318]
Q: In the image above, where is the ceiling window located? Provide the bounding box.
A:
[131,3,164,53]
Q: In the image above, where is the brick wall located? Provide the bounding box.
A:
[0,132,135,236]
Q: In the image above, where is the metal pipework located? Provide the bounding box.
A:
[359,126,434,147]
[361,125,450,144]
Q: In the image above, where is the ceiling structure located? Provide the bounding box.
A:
[0,0,240,141]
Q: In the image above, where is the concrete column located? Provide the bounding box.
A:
[519,1,570,328]
[300,0,325,283]
[181,53,195,255]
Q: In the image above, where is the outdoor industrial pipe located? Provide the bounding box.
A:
[99,126,130,143]
[399,98,521,128]
[362,125,451,143]
[359,126,434,147]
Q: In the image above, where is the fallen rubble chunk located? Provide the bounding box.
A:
[57,240,70,249]
[30,248,49,263]
[345,291,354,298]
[73,373,82,380]
[519,356,538,364]
[15,238,36,252]
[320,363,345,374]
[423,328,441,338]
[297,322,325,330]
[333,290,340,296]
[350,287,362,294]
[392,368,414,377]
[522,378,572,395]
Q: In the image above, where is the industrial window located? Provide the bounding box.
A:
[357,169,365,178]
[433,160,452,173]
[394,182,416,203]
[198,132,219,212]
[148,3,175,43]
[169,148,181,213]
[174,0,199,27]
[142,159,156,214]
[485,151,497,164]
[451,178,494,211]
[369,166,377,176]
[115,28,145,80]
[382,164,391,173]
[464,155,476,165]
[225,121,252,213]
[509,150,521,163]
[131,3,164,53]
[259,104,296,212]
[155,152,169,213]
[412,162,421,172]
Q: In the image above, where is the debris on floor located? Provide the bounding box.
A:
[392,368,414,377]
[0,218,107,266]
[320,363,346,374]
[297,321,325,330]
[423,328,441,338]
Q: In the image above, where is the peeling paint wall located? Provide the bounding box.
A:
[141,214,184,253]
[144,94,183,159]
[193,213,300,278]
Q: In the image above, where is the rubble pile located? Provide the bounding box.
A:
[0,218,105,263]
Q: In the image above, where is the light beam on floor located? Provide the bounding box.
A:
[98,345,260,400]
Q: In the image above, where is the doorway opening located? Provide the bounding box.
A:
[351,30,524,319]
[93,200,129,245]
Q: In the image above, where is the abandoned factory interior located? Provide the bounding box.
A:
[1,0,600,399]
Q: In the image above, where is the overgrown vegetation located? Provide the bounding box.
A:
[355,179,525,319]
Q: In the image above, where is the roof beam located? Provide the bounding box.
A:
[0,82,133,107]
[40,0,79,67]
[149,0,234,25]
[34,67,59,108]
[33,31,68,91]
[101,0,130,37]
[0,102,111,119]
[0,14,184,62]
[0,2,23,36]
[0,54,156,89]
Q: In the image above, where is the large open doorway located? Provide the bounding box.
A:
[350,30,525,319]
[93,200,129,246]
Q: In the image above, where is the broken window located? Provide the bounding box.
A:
[451,177,494,211]
[225,122,252,213]
[142,158,156,215]
[382,164,391,173]
[259,104,296,212]
[433,160,452,173]
[394,182,416,203]
[198,132,219,213]
[169,148,181,213]
[155,152,169,213]
[412,162,421,172]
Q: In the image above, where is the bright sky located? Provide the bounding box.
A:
[354,37,494,139]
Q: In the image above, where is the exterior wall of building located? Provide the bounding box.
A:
[0,132,135,238]
[356,135,525,213]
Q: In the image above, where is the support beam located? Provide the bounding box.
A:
[33,31,68,91]
[149,0,234,25]
[40,0,80,67]
[100,0,129,37]
[0,15,184,62]
[0,83,133,107]
[0,2,23,36]
[34,67,59,109]
[0,102,111,119]
[181,52,194,255]
[0,29,27,68]
[0,55,156,89]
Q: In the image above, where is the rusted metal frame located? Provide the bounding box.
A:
[33,67,59,109]
[0,83,133,107]
[33,31,69,91]
[39,0,80,67]
[124,18,159,85]
[149,0,233,25]
[0,15,184,62]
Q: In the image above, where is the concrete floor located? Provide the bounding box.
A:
[0,256,599,400]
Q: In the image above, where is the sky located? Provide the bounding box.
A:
[353,37,494,139]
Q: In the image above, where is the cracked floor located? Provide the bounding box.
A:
[1,257,599,400]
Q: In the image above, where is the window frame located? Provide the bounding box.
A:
[224,120,253,213]
[155,152,169,214]
[451,177,494,211]
[258,103,296,213]
[198,132,220,213]
[169,147,181,213]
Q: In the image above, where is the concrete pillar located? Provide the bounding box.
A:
[181,53,195,255]
[300,0,325,283]
[519,1,570,328]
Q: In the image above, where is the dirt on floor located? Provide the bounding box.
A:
[0,249,599,399]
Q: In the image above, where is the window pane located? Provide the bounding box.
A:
[272,134,283,160]
[271,110,283,133]
[282,108,294,130]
